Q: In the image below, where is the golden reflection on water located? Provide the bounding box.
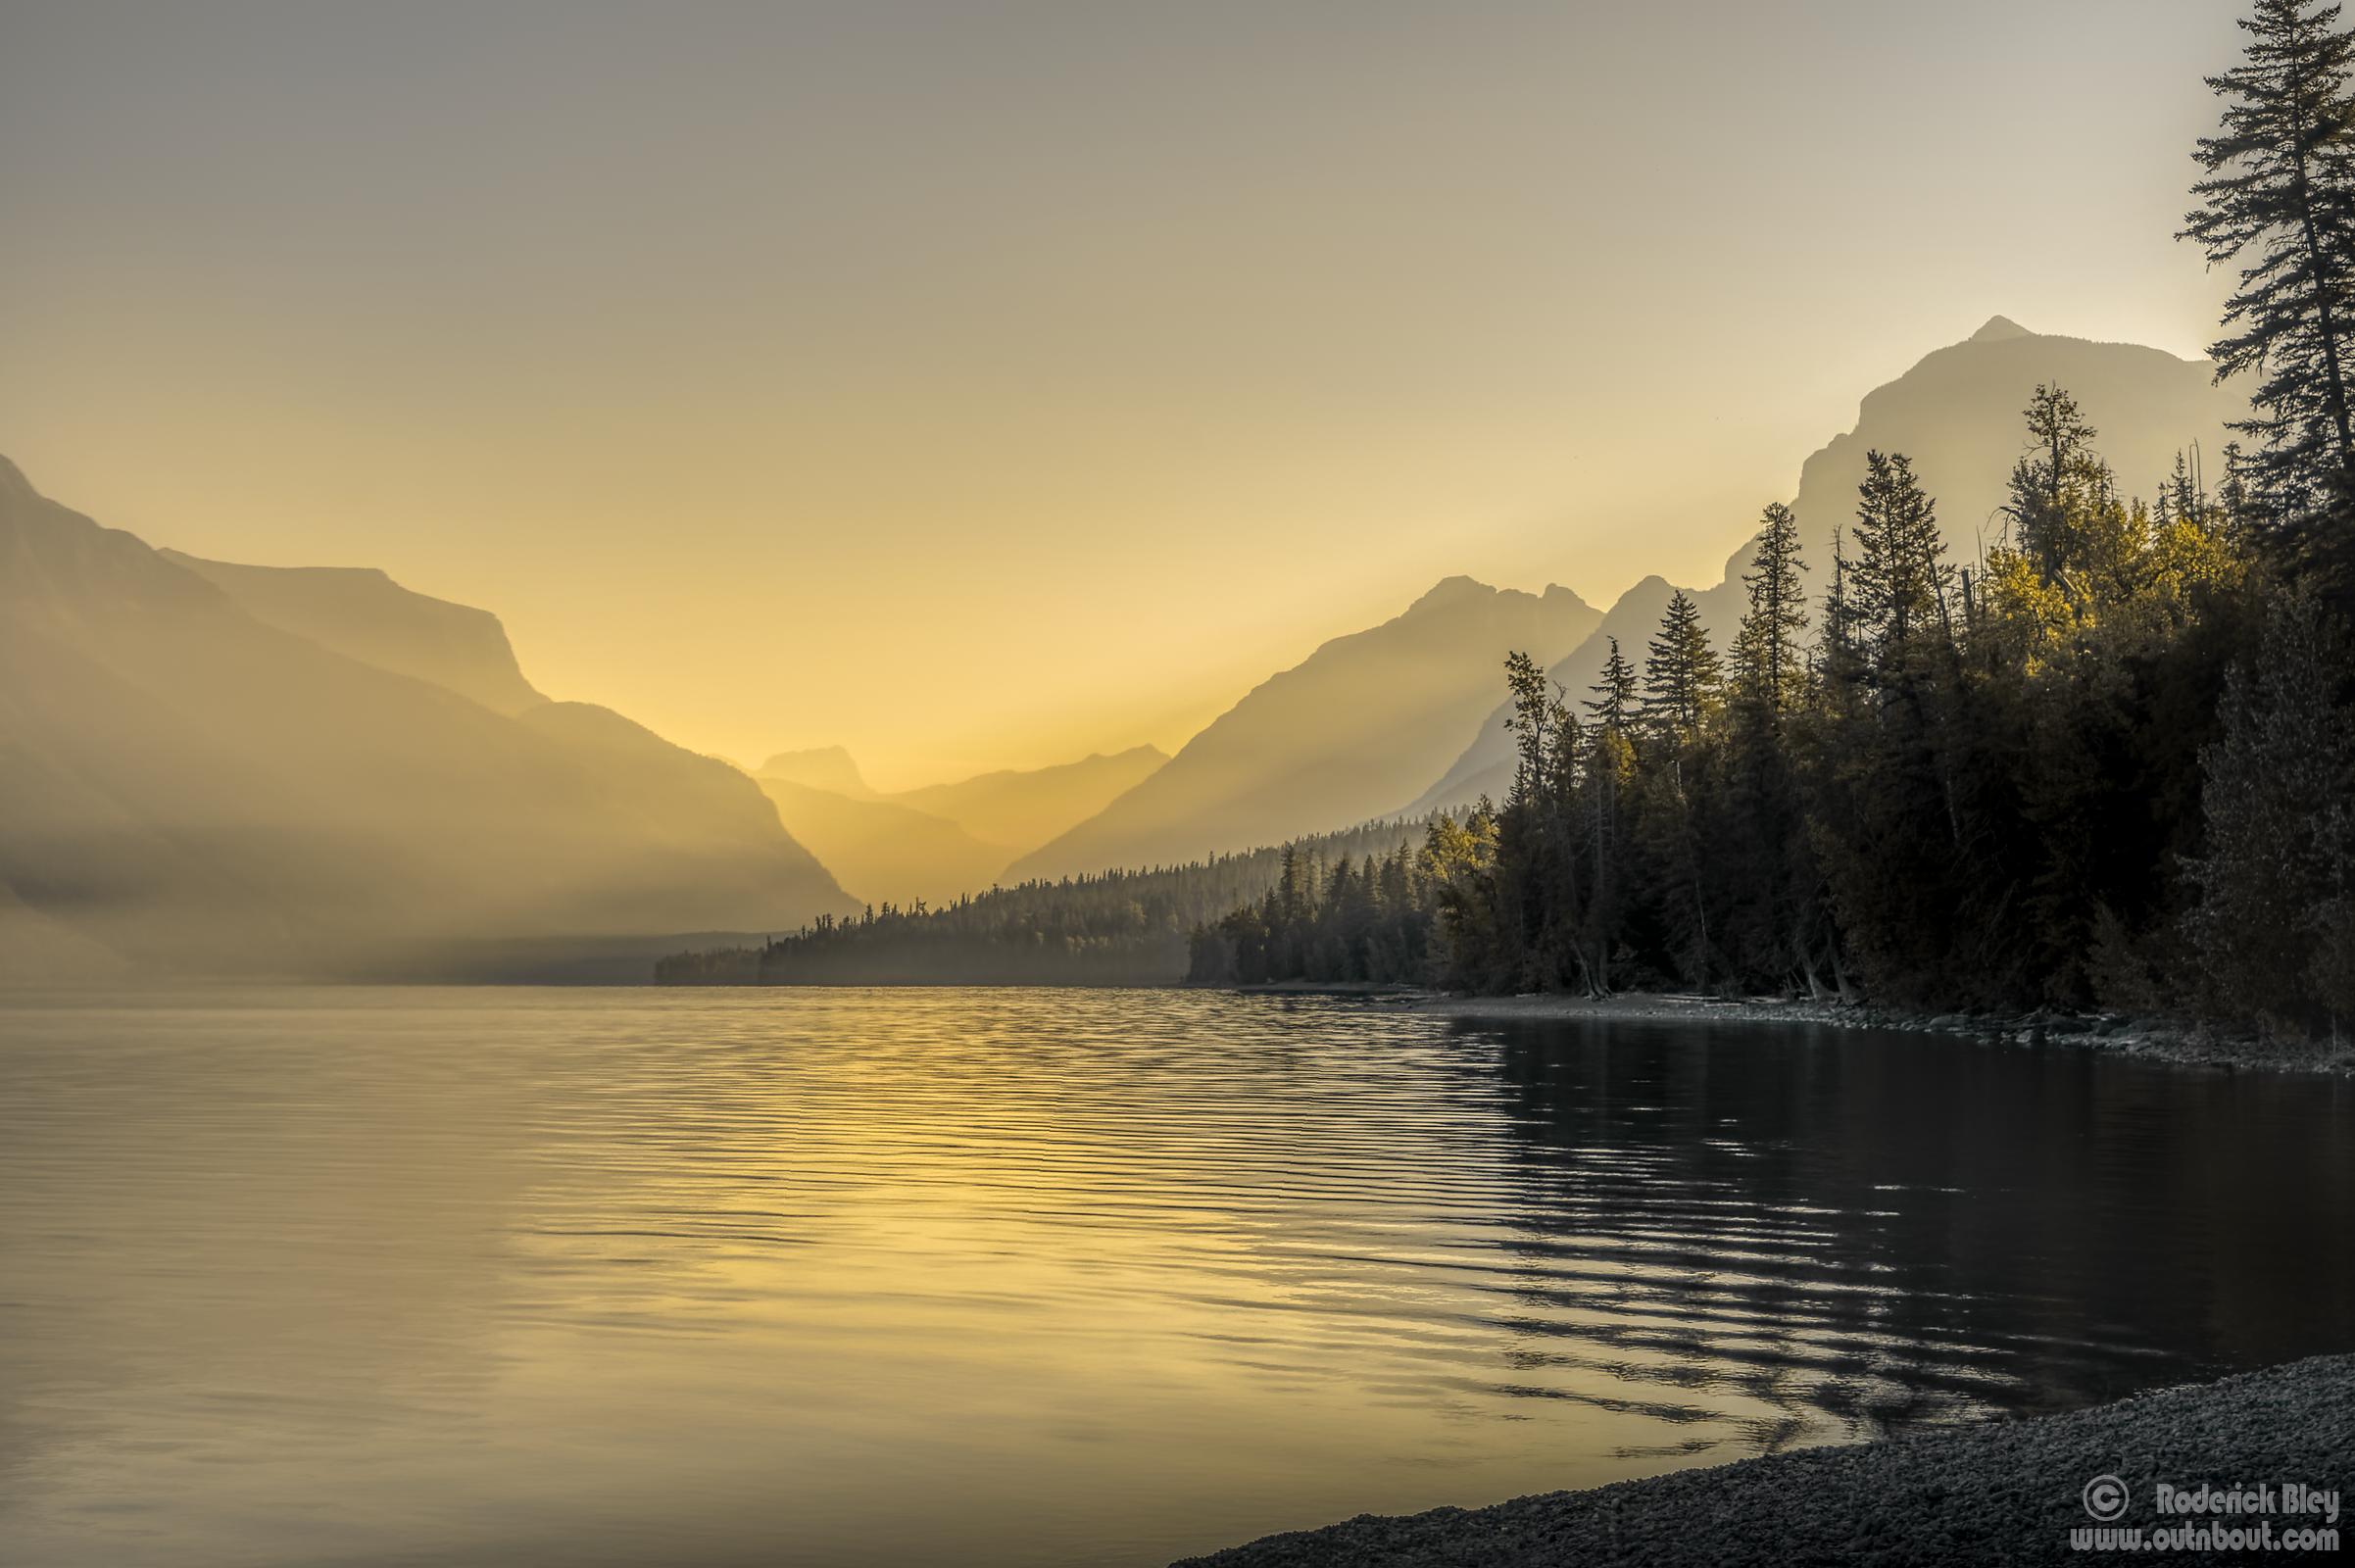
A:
[0,988,2348,1567]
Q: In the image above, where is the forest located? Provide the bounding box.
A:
[1187,1,2355,1038]
[655,817,1431,986]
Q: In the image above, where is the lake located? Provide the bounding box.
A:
[1,988,2349,1566]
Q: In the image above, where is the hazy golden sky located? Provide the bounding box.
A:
[3,1,2239,788]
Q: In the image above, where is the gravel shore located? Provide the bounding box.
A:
[1173,1353,2355,1567]
[1387,990,2355,1078]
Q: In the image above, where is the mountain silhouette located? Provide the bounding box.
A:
[1406,574,1686,813]
[158,550,548,716]
[893,746,1167,853]
[0,456,855,978]
[758,746,876,800]
[752,778,1011,910]
[1008,578,1596,881]
[1408,318,2253,812]
[749,745,1169,907]
[1767,318,2246,568]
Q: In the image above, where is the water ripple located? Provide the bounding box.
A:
[0,986,2349,1567]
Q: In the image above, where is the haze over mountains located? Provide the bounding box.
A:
[0,457,855,979]
[893,748,1169,852]
[158,550,550,716]
[1410,318,2255,811]
[1007,578,1598,882]
[750,747,1166,908]
[757,746,876,800]
[751,779,1010,910]
[0,318,2261,978]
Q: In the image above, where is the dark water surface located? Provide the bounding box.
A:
[1,988,2349,1566]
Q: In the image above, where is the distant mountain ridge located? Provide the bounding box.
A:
[759,746,875,800]
[1408,318,2254,812]
[1007,577,1597,881]
[751,743,1170,906]
[0,456,855,979]
[751,777,1013,909]
[159,550,548,715]
[1406,574,1685,814]
[895,746,1167,853]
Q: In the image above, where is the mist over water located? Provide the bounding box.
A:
[1,989,2348,1567]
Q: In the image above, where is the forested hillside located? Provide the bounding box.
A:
[657,816,1435,986]
[1194,2,2355,1039]
[1409,320,2251,815]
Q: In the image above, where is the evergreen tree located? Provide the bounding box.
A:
[2005,384,2104,580]
[1640,591,1723,739]
[1725,504,1825,992]
[1730,503,1810,720]
[1583,637,1639,730]
[1582,724,1634,993]
[1422,807,1501,990]
[1501,651,1567,803]
[2184,584,2355,1031]
[2181,0,2355,517]
[1848,449,1955,671]
[2168,449,2206,526]
[1817,535,1867,716]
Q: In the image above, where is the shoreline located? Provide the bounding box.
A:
[1174,1352,2355,1567]
[1350,988,2355,1078]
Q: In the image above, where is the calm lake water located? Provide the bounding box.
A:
[1,988,2350,1567]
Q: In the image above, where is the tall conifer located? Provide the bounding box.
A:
[2182,0,2355,517]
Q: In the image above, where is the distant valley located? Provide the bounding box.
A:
[750,745,1168,908]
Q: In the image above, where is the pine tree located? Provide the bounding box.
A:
[1583,636,1639,730]
[1640,590,1723,738]
[1723,503,1823,995]
[2168,449,2206,525]
[2181,0,2355,516]
[1501,650,1567,804]
[1848,449,1955,672]
[2005,384,2103,580]
[1730,503,1810,720]
[1817,534,1866,715]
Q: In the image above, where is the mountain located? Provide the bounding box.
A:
[745,745,1168,907]
[158,550,547,715]
[1406,318,2254,813]
[1406,574,1685,813]
[754,778,1012,909]
[890,746,1167,852]
[757,745,875,799]
[1006,578,1598,881]
[1771,317,2247,568]
[0,456,855,978]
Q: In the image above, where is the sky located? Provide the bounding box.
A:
[1,1,2245,789]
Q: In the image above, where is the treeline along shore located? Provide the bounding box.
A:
[664,387,2350,1045]
[1186,397,2323,1032]
[653,818,1432,986]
